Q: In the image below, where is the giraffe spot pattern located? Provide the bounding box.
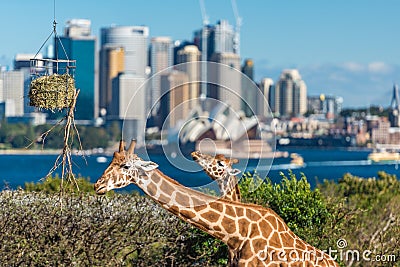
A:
[203,210,221,223]
[175,191,190,206]
[221,217,236,235]
[209,202,223,213]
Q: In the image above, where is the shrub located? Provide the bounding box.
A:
[318,172,400,267]
[24,175,97,194]
[240,171,333,248]
[0,191,194,266]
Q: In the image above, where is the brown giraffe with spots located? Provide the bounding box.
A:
[191,151,242,265]
[94,140,339,267]
[191,151,241,202]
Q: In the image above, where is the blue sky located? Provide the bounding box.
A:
[1,0,399,108]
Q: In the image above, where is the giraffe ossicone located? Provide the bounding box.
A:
[94,140,339,267]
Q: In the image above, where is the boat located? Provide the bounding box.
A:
[367,149,400,163]
[96,156,108,163]
[290,153,304,166]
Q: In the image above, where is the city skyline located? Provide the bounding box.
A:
[0,1,399,107]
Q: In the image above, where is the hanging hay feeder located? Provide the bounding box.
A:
[29,58,77,111]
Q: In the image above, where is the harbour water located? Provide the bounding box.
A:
[0,148,399,191]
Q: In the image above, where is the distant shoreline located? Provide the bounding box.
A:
[0,149,62,155]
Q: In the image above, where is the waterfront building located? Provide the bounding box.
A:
[371,118,390,144]
[149,37,173,114]
[273,69,307,117]
[56,19,97,121]
[100,25,149,117]
[307,94,343,120]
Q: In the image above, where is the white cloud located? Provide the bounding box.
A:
[368,61,393,74]
[341,62,365,73]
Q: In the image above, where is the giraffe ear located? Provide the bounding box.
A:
[135,160,159,172]
[228,168,241,176]
[231,158,239,164]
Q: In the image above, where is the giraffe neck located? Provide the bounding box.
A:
[129,169,339,266]
[132,169,275,249]
[135,169,237,241]
[218,173,241,202]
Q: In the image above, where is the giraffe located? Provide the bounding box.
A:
[94,140,339,267]
[191,151,242,265]
[191,151,241,202]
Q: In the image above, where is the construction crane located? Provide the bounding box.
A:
[231,0,242,55]
[199,0,209,100]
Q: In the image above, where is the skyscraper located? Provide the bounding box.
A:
[258,78,274,117]
[176,45,201,109]
[209,53,241,112]
[213,20,236,55]
[241,59,254,80]
[56,19,96,120]
[241,59,255,116]
[110,73,146,144]
[14,53,41,115]
[100,25,149,116]
[274,69,307,117]
[150,37,173,113]
[194,20,238,60]
[160,71,190,128]
[99,45,125,114]
[0,70,24,117]
[100,25,149,76]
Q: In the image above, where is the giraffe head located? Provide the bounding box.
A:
[191,151,241,180]
[94,140,159,195]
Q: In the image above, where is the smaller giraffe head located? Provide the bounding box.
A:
[191,151,241,180]
[94,140,159,195]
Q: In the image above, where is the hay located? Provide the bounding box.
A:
[29,73,76,110]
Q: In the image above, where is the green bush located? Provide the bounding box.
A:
[240,171,333,248]
[0,191,194,266]
[318,172,400,267]
[24,175,98,194]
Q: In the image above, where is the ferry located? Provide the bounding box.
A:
[367,149,400,163]
[290,153,305,166]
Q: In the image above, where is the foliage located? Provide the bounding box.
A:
[0,121,114,150]
[24,175,98,195]
[0,122,35,148]
[318,172,400,267]
[340,106,389,118]
[0,191,194,266]
[240,171,333,247]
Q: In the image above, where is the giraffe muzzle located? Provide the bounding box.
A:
[94,182,107,195]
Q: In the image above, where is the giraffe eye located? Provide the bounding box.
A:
[217,161,224,167]
[121,164,130,169]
